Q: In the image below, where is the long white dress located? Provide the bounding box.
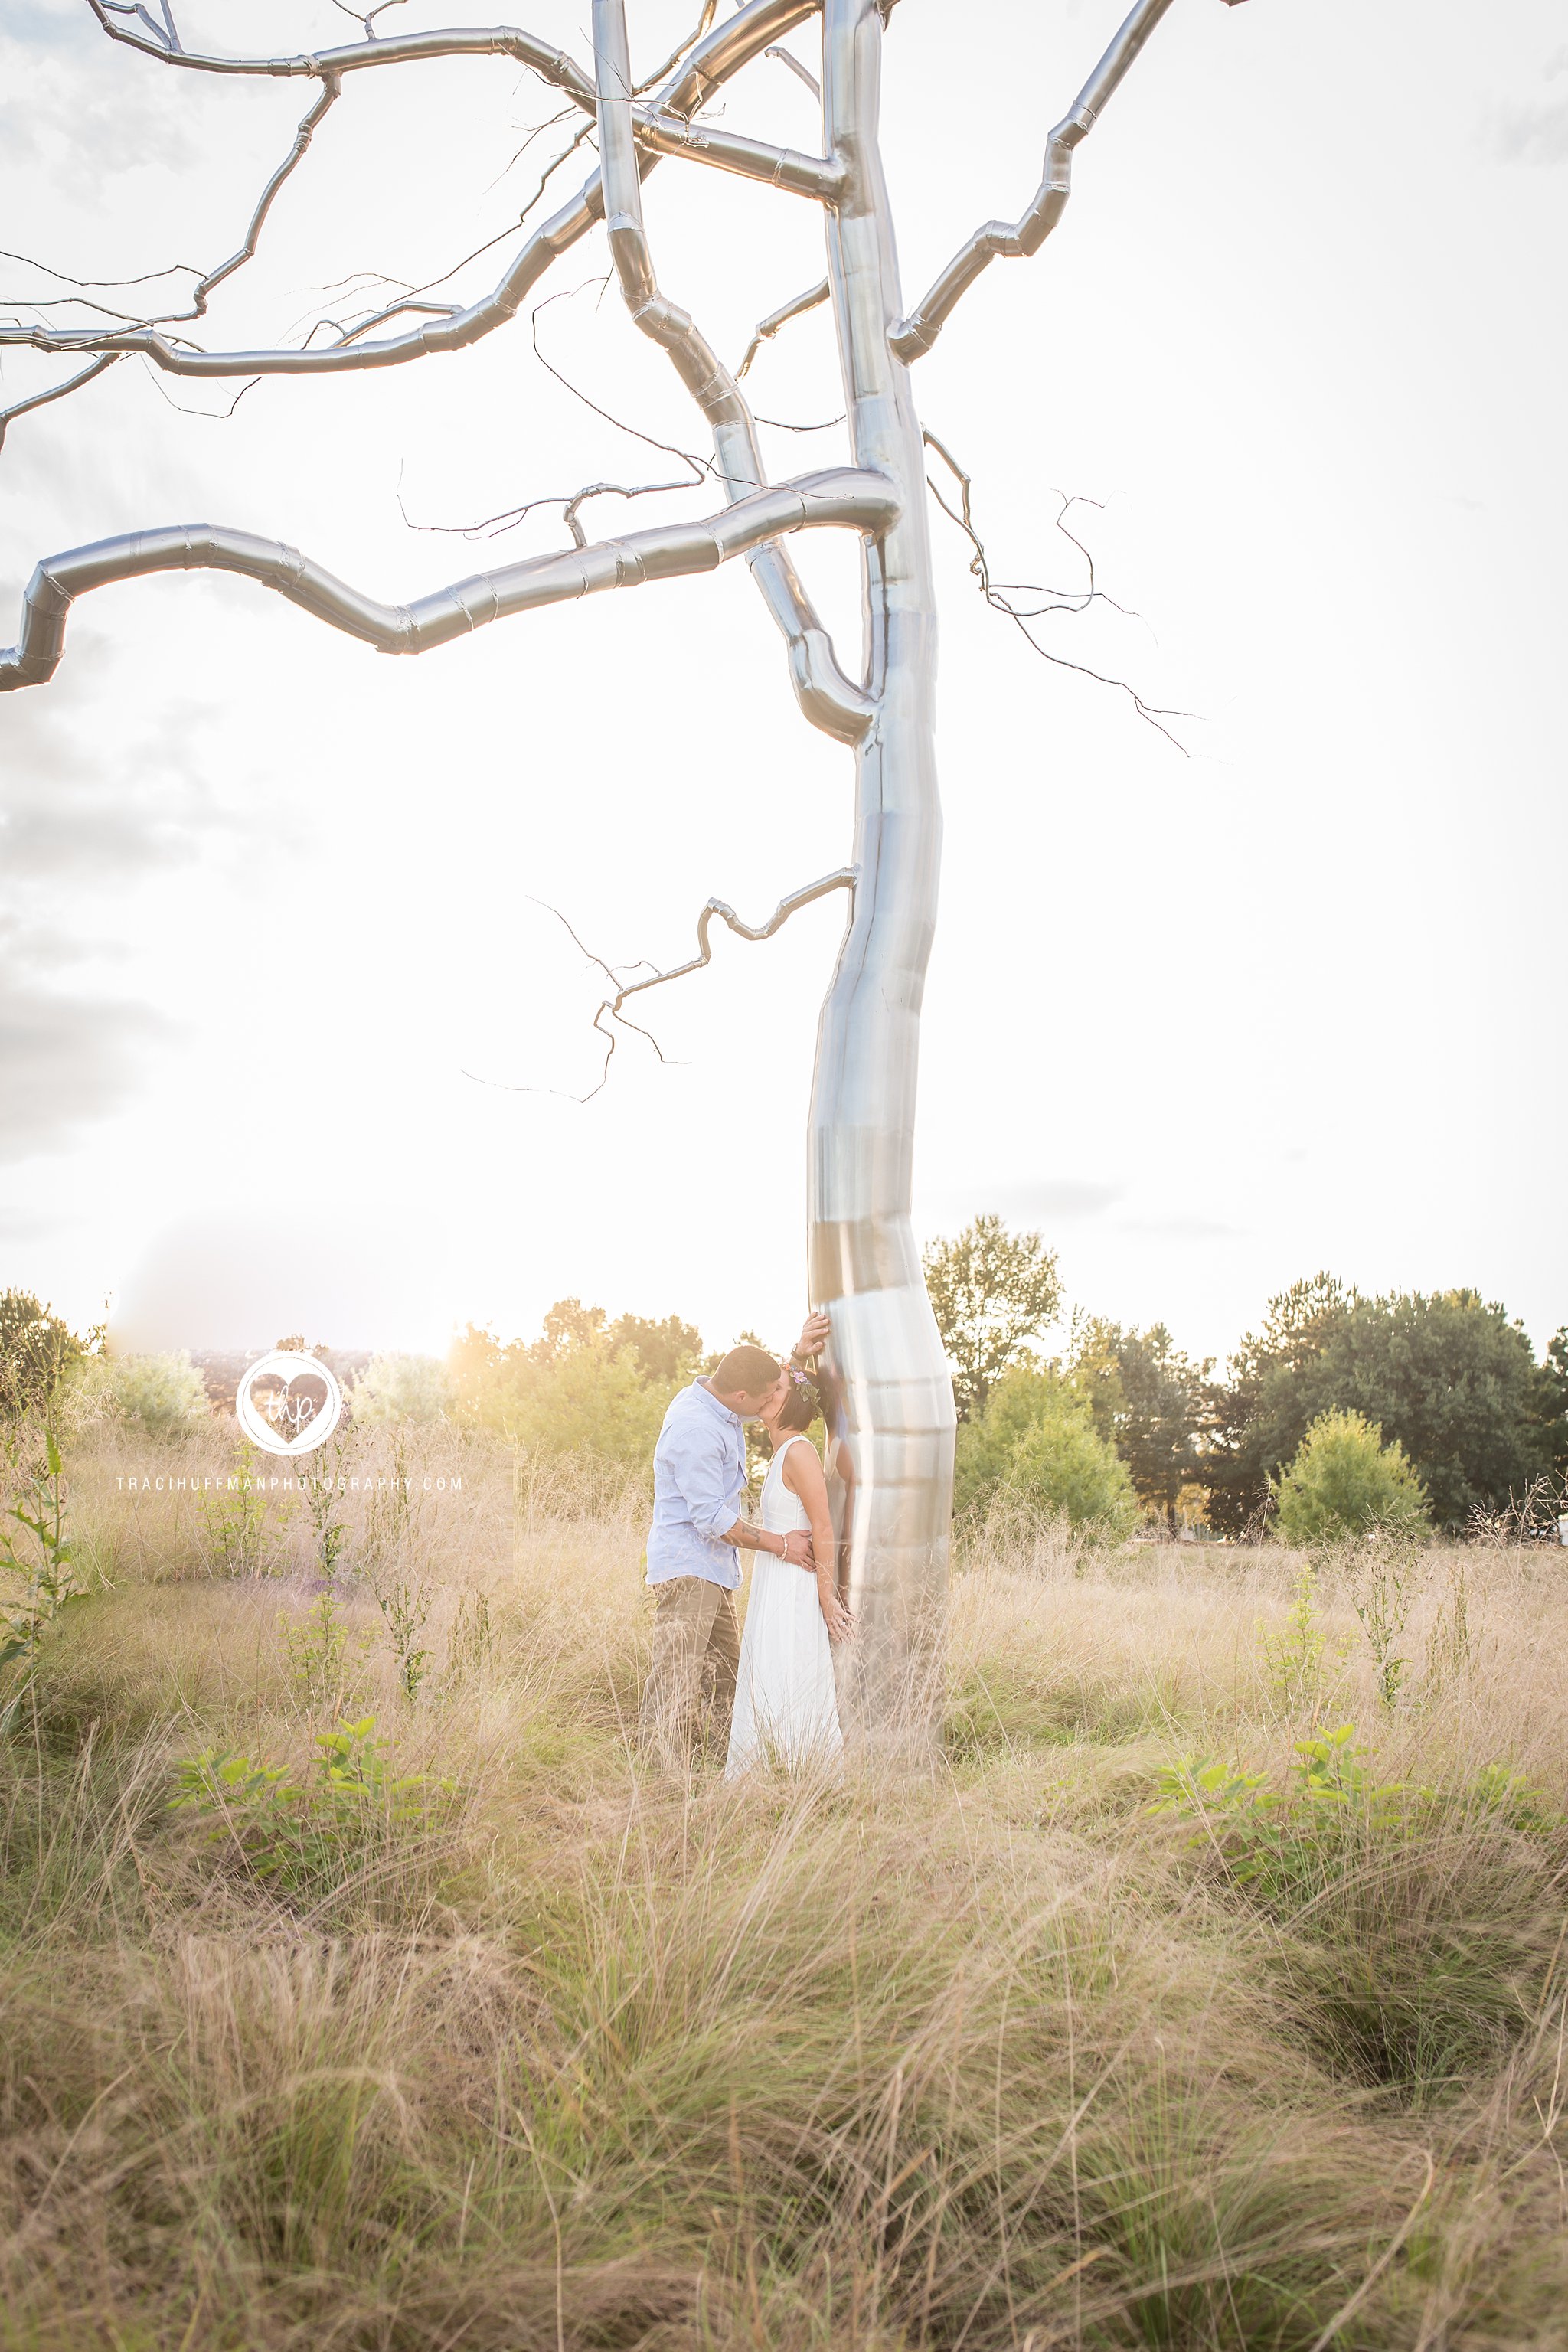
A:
[725,1434,844,1777]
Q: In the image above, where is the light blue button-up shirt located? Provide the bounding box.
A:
[647,1378,747,1589]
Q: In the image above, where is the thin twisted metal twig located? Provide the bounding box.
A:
[469,871,859,1102]
[589,865,858,1097]
[923,429,1195,753]
[398,469,700,547]
[891,0,1180,361]
[308,114,599,351]
[6,78,335,335]
[0,355,118,451]
[632,2,718,95]
[529,283,713,489]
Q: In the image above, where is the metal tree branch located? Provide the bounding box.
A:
[738,276,831,377]
[0,466,897,691]
[890,0,1179,361]
[86,4,600,111]
[629,111,843,199]
[611,867,858,1018]
[5,6,868,739]
[89,0,836,194]
[526,869,859,1101]
[766,44,821,100]
[183,81,343,323]
[400,469,704,547]
[1,0,816,381]
[592,0,871,743]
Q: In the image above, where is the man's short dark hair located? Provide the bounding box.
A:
[710,1344,781,1397]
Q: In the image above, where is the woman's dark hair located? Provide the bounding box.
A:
[774,1368,820,1436]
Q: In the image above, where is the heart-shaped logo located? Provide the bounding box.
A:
[236,1351,345,1457]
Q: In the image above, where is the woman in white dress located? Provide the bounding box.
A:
[726,1366,853,1777]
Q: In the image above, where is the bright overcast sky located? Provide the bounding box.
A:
[2,0,1564,1370]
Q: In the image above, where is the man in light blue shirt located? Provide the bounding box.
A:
[639,1318,828,1762]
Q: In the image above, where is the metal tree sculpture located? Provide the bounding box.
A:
[0,0,1233,1738]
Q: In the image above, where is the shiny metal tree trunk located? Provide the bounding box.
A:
[812,0,955,1749]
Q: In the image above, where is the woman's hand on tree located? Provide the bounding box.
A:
[793,1312,831,1361]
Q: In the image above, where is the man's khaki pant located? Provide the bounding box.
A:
[640,1576,741,1766]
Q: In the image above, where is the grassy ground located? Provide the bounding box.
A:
[0,1423,1564,2350]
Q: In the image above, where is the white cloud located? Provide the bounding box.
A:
[0,926,172,1161]
[1485,98,1568,164]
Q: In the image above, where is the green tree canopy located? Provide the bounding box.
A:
[1070,1318,1214,1530]
[1540,1328,1568,1475]
[1210,1279,1560,1532]
[606,1312,704,1387]
[955,1367,1137,1537]
[351,1352,453,1425]
[923,1214,1063,1422]
[449,1299,707,1468]
[1272,1409,1430,1545]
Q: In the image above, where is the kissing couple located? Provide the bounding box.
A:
[638,1314,853,1776]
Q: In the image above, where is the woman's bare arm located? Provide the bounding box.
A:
[782,1442,853,1643]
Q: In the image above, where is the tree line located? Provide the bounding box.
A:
[923,1215,1568,1537]
[6,1230,1565,1540]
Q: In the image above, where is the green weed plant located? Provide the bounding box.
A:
[1256,1560,1343,1717]
[1154,1723,1410,1906]
[1154,1723,1565,2099]
[199,1441,272,1576]
[0,1426,79,1691]
[367,1560,433,1703]
[1351,1534,1416,1710]
[172,1714,450,1899]
[280,1589,361,1713]
[300,1431,352,1580]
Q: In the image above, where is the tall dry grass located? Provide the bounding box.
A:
[0,1422,1563,2348]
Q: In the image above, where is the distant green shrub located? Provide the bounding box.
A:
[1272,1408,1429,1544]
[73,1350,210,1438]
[956,1367,1138,1537]
[351,1351,452,1425]
[507,1344,669,1463]
[451,1315,675,1467]
[0,1290,86,1421]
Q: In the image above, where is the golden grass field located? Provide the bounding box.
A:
[1,1422,1564,2350]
